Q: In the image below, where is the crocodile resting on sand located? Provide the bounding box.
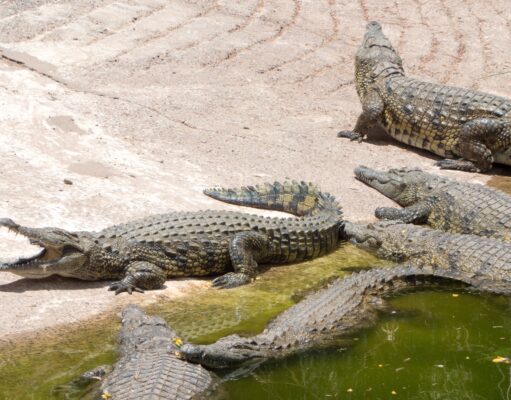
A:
[354,165,511,241]
[338,21,511,172]
[0,181,342,293]
[178,221,511,369]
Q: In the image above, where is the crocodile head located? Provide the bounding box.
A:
[179,337,264,369]
[355,21,404,92]
[354,166,444,206]
[344,220,432,262]
[0,218,96,279]
[343,221,384,251]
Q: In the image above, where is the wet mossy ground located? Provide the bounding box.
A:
[0,244,384,399]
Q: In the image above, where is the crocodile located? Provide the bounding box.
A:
[178,222,511,369]
[338,21,511,172]
[354,165,511,241]
[0,181,343,293]
[75,304,218,400]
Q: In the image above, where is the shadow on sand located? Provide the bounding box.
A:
[0,276,109,292]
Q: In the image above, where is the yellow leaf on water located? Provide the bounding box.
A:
[347,388,353,393]
[391,390,397,395]
[452,294,459,298]
[172,337,184,348]
[492,356,511,364]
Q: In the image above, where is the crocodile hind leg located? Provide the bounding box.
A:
[212,231,271,289]
[436,118,511,172]
[109,261,166,294]
[338,88,384,141]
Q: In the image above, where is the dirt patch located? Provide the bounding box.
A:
[48,115,88,135]
[68,160,117,178]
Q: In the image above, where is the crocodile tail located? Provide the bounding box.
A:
[204,180,342,218]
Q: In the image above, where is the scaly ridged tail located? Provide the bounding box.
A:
[204,180,342,218]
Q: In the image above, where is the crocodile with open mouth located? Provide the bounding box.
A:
[0,181,343,293]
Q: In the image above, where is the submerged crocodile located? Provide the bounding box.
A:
[0,181,343,293]
[338,21,511,172]
[354,165,511,241]
[75,305,218,400]
[178,222,511,369]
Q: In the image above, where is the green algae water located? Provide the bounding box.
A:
[0,245,510,399]
[225,290,511,399]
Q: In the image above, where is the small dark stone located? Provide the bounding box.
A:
[63,179,73,185]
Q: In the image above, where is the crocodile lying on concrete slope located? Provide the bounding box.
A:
[338,21,511,172]
[0,181,343,293]
[354,165,511,241]
[179,222,511,369]
[77,305,218,400]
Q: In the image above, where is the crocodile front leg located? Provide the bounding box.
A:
[437,118,511,172]
[375,200,433,224]
[109,261,166,294]
[212,231,271,289]
[338,88,384,141]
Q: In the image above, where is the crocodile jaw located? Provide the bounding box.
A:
[356,21,404,80]
[0,218,87,278]
[0,252,87,279]
[343,221,382,250]
[354,165,408,202]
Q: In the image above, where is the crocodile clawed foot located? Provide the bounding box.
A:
[108,281,145,295]
[435,159,480,173]
[211,272,252,289]
[337,130,364,142]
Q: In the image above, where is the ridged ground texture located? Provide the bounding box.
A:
[0,0,510,335]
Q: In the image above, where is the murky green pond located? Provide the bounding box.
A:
[0,244,510,399]
[225,290,511,399]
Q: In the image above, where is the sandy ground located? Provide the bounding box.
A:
[0,0,509,339]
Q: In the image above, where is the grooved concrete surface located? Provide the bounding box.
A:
[0,0,509,337]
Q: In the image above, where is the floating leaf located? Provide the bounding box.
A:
[492,356,511,364]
